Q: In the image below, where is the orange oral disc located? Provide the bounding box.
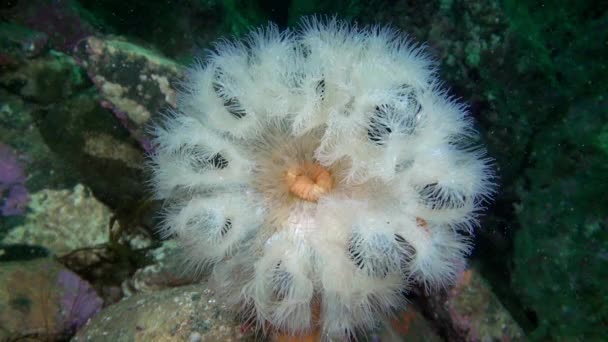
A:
[285,163,333,202]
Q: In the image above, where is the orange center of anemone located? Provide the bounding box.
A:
[285,163,333,202]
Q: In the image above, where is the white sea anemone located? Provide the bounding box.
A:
[150,17,494,340]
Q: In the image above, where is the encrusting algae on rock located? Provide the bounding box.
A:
[149,17,495,341]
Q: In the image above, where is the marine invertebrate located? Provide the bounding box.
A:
[150,18,494,340]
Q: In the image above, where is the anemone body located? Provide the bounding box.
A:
[150,18,494,340]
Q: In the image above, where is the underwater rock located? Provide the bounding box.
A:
[0,0,100,52]
[422,268,524,341]
[73,284,250,342]
[0,90,82,218]
[0,22,48,66]
[0,258,102,341]
[0,50,88,104]
[71,0,226,60]
[375,305,442,342]
[0,47,145,212]
[57,245,126,305]
[33,88,146,210]
[122,240,201,297]
[368,0,508,93]
[0,143,29,216]
[2,184,111,256]
[512,96,608,340]
[74,36,183,151]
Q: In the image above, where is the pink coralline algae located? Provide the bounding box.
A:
[56,269,103,333]
[0,144,29,216]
